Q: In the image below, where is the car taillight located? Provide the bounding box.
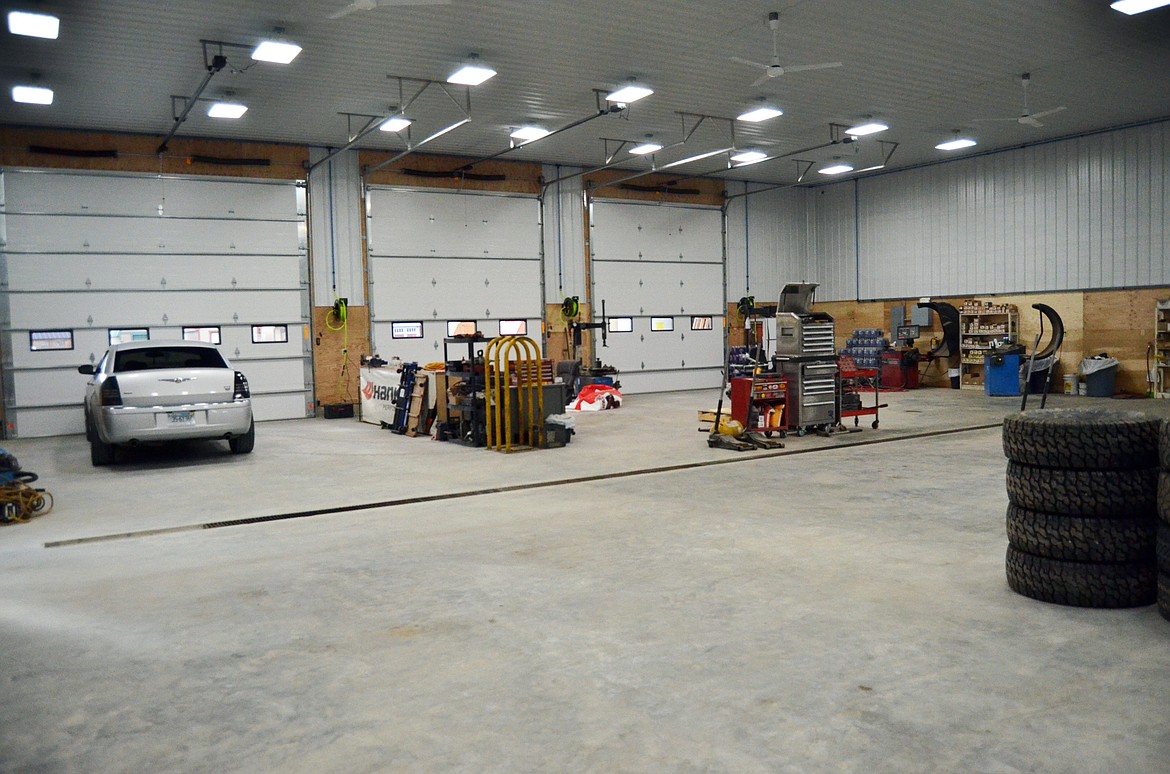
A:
[233,371,250,400]
[100,376,122,406]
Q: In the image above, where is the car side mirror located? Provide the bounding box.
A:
[77,364,95,375]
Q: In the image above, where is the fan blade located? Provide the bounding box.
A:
[1018,115,1045,128]
[751,72,774,87]
[779,62,843,73]
[1028,106,1067,120]
[731,56,769,70]
[970,117,1021,123]
[378,0,452,4]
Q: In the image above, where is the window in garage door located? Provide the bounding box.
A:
[0,168,313,438]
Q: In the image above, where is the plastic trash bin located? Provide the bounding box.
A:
[1079,357,1119,397]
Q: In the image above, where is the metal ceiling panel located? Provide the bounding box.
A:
[2,1,1168,186]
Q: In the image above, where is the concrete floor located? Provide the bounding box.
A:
[2,388,1169,772]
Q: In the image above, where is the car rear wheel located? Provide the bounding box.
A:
[229,420,255,454]
[90,435,115,466]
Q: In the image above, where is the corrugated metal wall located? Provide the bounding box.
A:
[307,148,365,307]
[725,183,810,305]
[541,165,587,303]
[854,120,1168,299]
[805,182,858,302]
[734,119,1169,302]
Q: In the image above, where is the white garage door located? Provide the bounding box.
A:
[0,169,312,438]
[589,200,725,393]
[366,187,543,364]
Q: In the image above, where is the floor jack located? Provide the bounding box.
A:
[707,366,755,452]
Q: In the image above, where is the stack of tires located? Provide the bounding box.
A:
[1159,420,1170,620]
[1003,408,1161,608]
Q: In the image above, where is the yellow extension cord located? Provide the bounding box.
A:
[0,481,53,524]
[325,299,351,402]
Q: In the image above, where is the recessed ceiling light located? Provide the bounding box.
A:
[1111,0,1170,13]
[819,163,854,175]
[606,84,654,104]
[510,126,550,143]
[380,116,413,132]
[12,85,53,105]
[731,150,768,164]
[251,41,302,64]
[737,106,783,123]
[629,142,663,155]
[447,59,497,86]
[207,102,247,119]
[845,122,888,136]
[935,137,977,151]
[7,10,59,39]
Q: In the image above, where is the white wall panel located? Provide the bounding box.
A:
[849,120,1170,299]
[541,165,587,300]
[590,201,721,262]
[370,319,544,364]
[308,148,365,306]
[805,182,857,302]
[368,188,540,259]
[3,214,300,255]
[4,254,301,292]
[725,183,811,304]
[617,368,722,394]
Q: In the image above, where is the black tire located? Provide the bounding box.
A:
[1005,503,1156,563]
[1158,523,1170,574]
[1005,546,1156,608]
[1159,471,1170,525]
[1002,408,1160,470]
[90,436,115,466]
[1005,461,1158,516]
[1159,572,1170,622]
[229,420,255,454]
[1161,419,1170,471]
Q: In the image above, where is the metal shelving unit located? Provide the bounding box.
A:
[958,301,1018,389]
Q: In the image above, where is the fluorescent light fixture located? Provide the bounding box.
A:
[737,106,783,122]
[819,163,854,175]
[510,125,550,143]
[605,84,654,104]
[935,137,977,151]
[629,142,663,155]
[207,102,248,119]
[1111,0,1170,13]
[447,62,497,86]
[844,122,888,136]
[251,40,302,64]
[12,85,53,105]
[379,116,413,132]
[7,10,59,39]
[731,150,768,164]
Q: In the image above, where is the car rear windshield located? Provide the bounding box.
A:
[113,347,228,373]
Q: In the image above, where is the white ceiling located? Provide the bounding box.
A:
[2,0,1169,185]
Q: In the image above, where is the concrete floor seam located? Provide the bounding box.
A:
[44,421,1004,550]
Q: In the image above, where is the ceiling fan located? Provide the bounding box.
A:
[973,73,1067,128]
[328,0,451,20]
[731,11,842,87]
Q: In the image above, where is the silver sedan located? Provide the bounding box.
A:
[78,340,254,465]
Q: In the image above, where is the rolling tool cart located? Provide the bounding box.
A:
[772,283,837,436]
[836,357,886,430]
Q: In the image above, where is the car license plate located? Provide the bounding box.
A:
[168,411,195,425]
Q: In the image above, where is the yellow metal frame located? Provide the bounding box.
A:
[485,336,545,452]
